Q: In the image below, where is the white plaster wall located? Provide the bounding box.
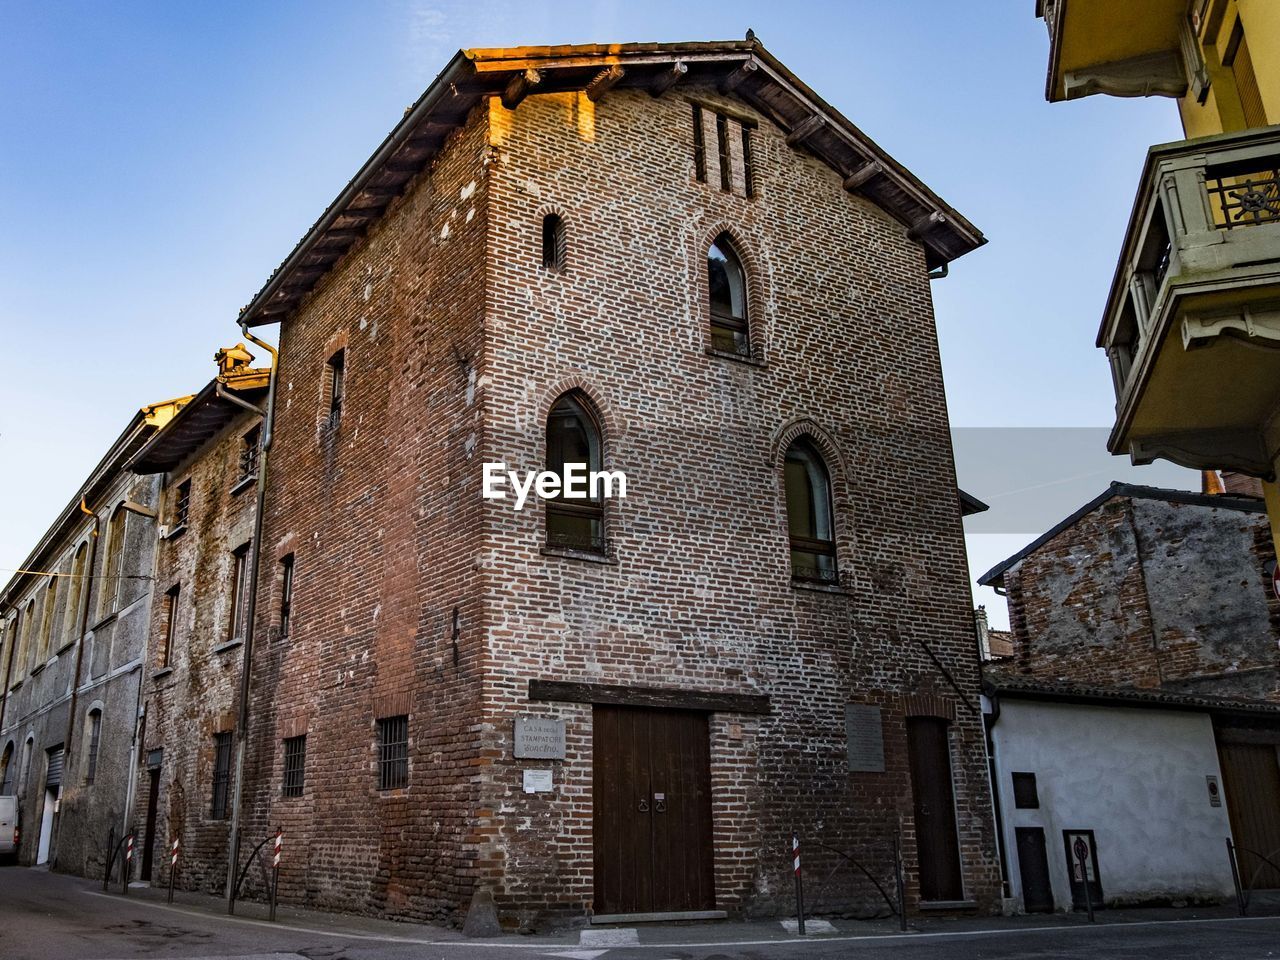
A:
[990,700,1235,911]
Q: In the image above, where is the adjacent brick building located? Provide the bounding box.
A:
[0,397,185,874]
[979,481,1280,700]
[129,38,1000,928]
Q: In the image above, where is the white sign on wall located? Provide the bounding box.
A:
[523,769,553,793]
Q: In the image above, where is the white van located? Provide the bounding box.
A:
[0,796,18,863]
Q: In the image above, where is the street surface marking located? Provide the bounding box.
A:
[544,951,609,959]
[780,919,837,935]
[580,928,640,946]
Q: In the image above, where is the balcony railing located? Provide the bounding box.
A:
[1100,126,1280,403]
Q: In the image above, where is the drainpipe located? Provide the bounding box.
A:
[224,323,279,909]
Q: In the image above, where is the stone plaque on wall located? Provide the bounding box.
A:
[845,704,885,772]
[514,716,566,759]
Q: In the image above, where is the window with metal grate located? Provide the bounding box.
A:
[211,731,232,819]
[282,734,306,798]
[377,715,409,790]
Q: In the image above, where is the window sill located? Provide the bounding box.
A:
[213,639,243,655]
[705,346,766,367]
[7,680,21,692]
[151,667,174,681]
[163,524,187,542]
[55,640,76,656]
[30,664,45,677]
[230,475,257,496]
[791,578,850,596]
[541,546,617,565]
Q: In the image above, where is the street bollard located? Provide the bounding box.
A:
[168,837,179,904]
[122,832,134,896]
[1227,837,1247,917]
[792,832,806,936]
[269,828,282,921]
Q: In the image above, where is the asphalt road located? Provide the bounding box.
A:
[4,865,1280,960]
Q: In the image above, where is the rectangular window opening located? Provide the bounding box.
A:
[229,543,251,643]
[174,480,191,529]
[741,125,755,199]
[326,350,345,429]
[282,734,306,798]
[238,425,261,483]
[377,715,409,791]
[716,112,731,192]
[211,731,232,819]
[1012,771,1040,809]
[162,584,180,667]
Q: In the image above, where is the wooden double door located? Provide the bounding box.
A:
[593,705,715,916]
[1219,739,1280,889]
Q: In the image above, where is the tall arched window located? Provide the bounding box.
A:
[545,393,605,554]
[784,438,837,583]
[100,505,127,617]
[63,542,87,645]
[84,709,102,785]
[21,601,35,674]
[38,577,57,665]
[708,233,749,356]
[0,742,14,794]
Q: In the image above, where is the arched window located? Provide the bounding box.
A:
[63,542,87,645]
[0,742,14,794]
[84,709,102,785]
[21,601,35,674]
[708,233,749,356]
[784,438,837,583]
[18,737,33,795]
[38,577,57,664]
[545,393,605,554]
[100,505,127,617]
[541,214,566,272]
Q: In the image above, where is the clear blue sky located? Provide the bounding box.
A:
[0,1,1185,624]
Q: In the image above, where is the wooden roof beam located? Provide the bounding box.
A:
[586,65,625,102]
[785,113,826,147]
[648,61,688,97]
[907,210,947,241]
[842,160,883,192]
[719,59,758,94]
[502,68,542,109]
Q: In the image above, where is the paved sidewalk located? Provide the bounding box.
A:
[99,873,1280,948]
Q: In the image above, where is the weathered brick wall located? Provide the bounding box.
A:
[140,409,261,894]
[234,107,493,923]
[477,87,999,919]
[1002,494,1280,698]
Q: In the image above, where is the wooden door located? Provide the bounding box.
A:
[141,769,161,882]
[593,706,714,915]
[1015,827,1053,912]
[906,717,963,902]
[1219,741,1280,889]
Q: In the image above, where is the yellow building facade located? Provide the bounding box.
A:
[1038,0,1280,551]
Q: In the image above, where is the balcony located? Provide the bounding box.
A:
[1100,126,1280,477]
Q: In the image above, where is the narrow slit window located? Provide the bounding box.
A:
[741,125,755,199]
[326,349,345,428]
[541,214,566,272]
[692,102,706,183]
[228,543,251,643]
[716,112,731,192]
[238,425,261,483]
[278,554,295,640]
[85,709,102,785]
[162,584,179,667]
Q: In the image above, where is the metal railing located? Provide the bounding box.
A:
[788,830,907,935]
[1226,837,1280,916]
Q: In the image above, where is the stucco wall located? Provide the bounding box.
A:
[990,698,1235,911]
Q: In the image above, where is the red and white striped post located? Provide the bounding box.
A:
[792,831,806,935]
[122,832,134,896]
[269,828,282,921]
[168,837,179,903]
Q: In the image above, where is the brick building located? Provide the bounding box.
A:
[979,480,1280,901]
[127,346,269,889]
[978,481,1280,700]
[127,39,1000,927]
[0,397,185,874]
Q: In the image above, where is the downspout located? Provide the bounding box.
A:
[224,323,279,908]
[983,689,1011,900]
